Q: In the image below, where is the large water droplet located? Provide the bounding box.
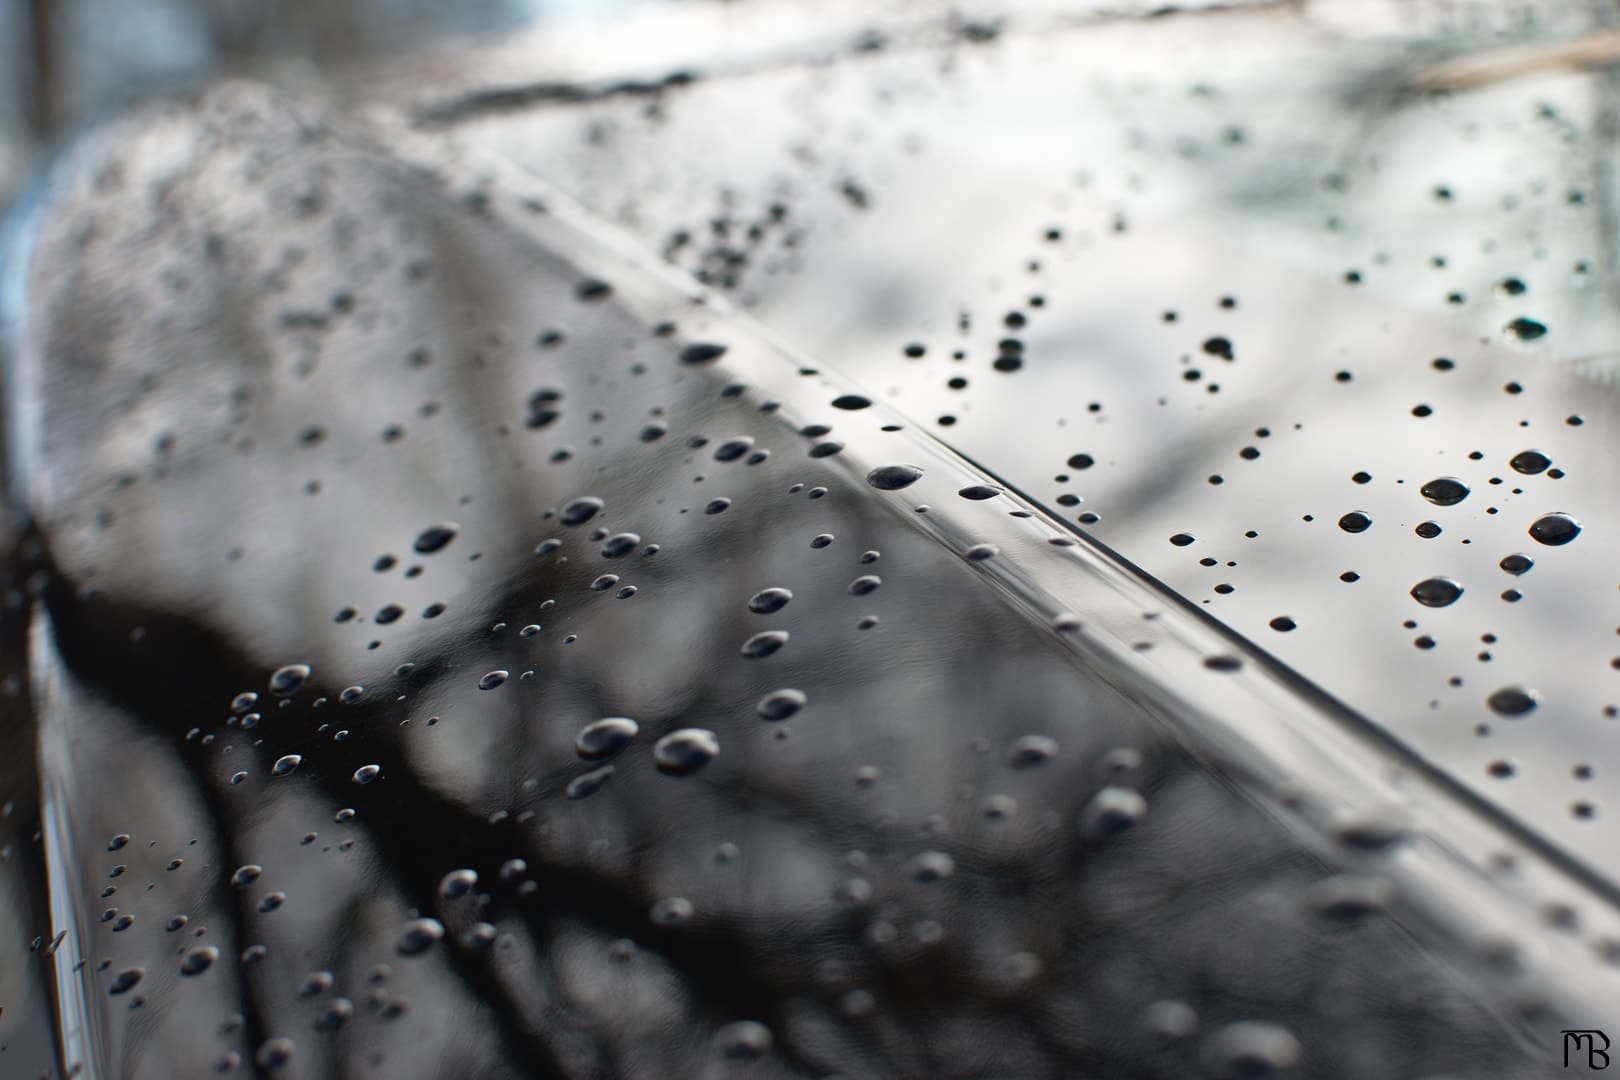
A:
[1509,450,1551,475]
[1528,512,1580,546]
[1337,512,1371,533]
[831,394,872,410]
[478,670,509,690]
[1410,577,1463,607]
[958,484,1002,501]
[272,755,302,777]
[352,764,381,785]
[653,728,720,775]
[231,864,262,887]
[866,464,923,490]
[1420,477,1470,506]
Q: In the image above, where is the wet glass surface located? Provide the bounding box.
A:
[3,2,1620,1077]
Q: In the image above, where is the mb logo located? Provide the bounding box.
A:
[1566,1030,1612,1069]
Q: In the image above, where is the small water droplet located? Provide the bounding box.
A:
[478,670,509,690]
[678,342,727,365]
[959,484,1002,500]
[1499,553,1533,575]
[272,755,302,777]
[601,532,641,558]
[741,630,789,658]
[1504,316,1547,341]
[1337,512,1372,533]
[748,587,793,614]
[575,717,639,760]
[352,764,381,784]
[180,946,219,976]
[1080,786,1147,835]
[231,864,262,887]
[1487,686,1540,716]
[1006,735,1059,768]
[269,664,312,696]
[757,688,807,721]
[439,869,478,900]
[849,575,882,595]
[397,917,445,956]
[832,394,872,410]
[559,497,605,526]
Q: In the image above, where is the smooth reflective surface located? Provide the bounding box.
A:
[3,2,1620,1077]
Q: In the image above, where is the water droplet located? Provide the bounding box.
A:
[230,692,258,714]
[338,685,365,704]
[255,1038,296,1070]
[1143,1000,1199,1044]
[1529,512,1581,546]
[809,440,845,458]
[560,497,605,526]
[1504,316,1547,341]
[757,689,807,721]
[231,864,262,887]
[653,728,720,775]
[107,834,129,851]
[439,869,478,900]
[397,917,445,956]
[958,484,1002,500]
[678,342,727,364]
[1306,874,1392,921]
[1169,533,1196,547]
[601,532,641,558]
[1080,786,1147,835]
[1337,512,1372,533]
[109,967,144,994]
[650,896,695,925]
[352,764,381,784]
[810,533,834,548]
[567,766,615,799]
[1487,686,1540,716]
[412,523,459,554]
[1269,616,1297,632]
[478,670,509,690]
[590,574,619,591]
[1420,477,1470,506]
[714,438,754,462]
[1200,1021,1301,1078]
[716,1020,774,1060]
[1510,450,1551,475]
[1203,656,1243,672]
[1411,577,1463,607]
[866,464,923,490]
[1006,735,1059,768]
[704,498,732,515]
[832,394,872,410]
[1414,521,1441,539]
[849,575,882,595]
[907,851,955,882]
[180,946,219,976]
[575,717,639,760]
[269,664,312,695]
[272,755,302,777]
[741,631,789,658]
[748,588,793,614]
[1499,553,1534,575]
